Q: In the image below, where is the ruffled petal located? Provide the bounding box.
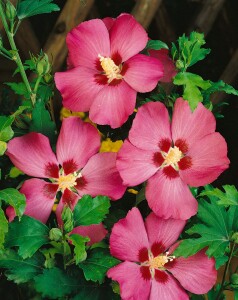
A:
[102,17,115,31]
[7,133,58,178]
[70,223,108,246]
[129,101,171,151]
[110,14,148,62]
[180,133,230,187]
[79,152,126,200]
[150,274,189,300]
[89,80,136,128]
[109,208,149,261]
[55,66,104,112]
[146,170,198,220]
[167,249,217,294]
[108,262,151,300]
[172,98,216,149]
[66,19,110,69]
[56,117,100,173]
[7,179,57,223]
[145,213,186,250]
[123,54,163,92]
[117,140,159,186]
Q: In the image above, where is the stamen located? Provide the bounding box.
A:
[56,170,82,192]
[161,146,184,171]
[98,54,123,83]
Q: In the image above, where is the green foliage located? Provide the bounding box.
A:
[0,208,8,248]
[200,185,238,206]
[173,72,211,110]
[34,267,78,299]
[70,234,89,264]
[0,188,26,217]
[202,80,238,103]
[0,115,14,155]
[29,99,56,140]
[5,82,29,97]
[5,215,49,259]
[207,284,225,300]
[73,195,110,226]
[71,284,120,300]
[0,249,44,284]
[17,0,60,20]
[146,40,168,50]
[173,195,238,269]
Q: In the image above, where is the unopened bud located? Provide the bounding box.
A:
[62,206,74,233]
[49,228,62,241]
[6,1,16,21]
[36,53,51,75]
[175,59,185,70]
[231,232,238,244]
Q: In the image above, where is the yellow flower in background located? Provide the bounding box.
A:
[60,108,97,128]
[100,138,123,153]
[127,188,139,195]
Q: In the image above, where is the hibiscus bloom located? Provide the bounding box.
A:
[108,208,217,300]
[55,14,164,128]
[6,117,126,223]
[117,98,229,219]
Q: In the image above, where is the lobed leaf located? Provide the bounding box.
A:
[0,188,26,218]
[70,234,89,264]
[200,185,238,206]
[0,208,8,249]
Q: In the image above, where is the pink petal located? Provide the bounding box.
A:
[108,262,151,300]
[167,249,217,294]
[11,179,56,223]
[110,14,148,62]
[150,274,189,300]
[123,54,163,92]
[66,19,110,69]
[56,117,100,173]
[117,140,159,186]
[79,152,126,200]
[55,66,104,112]
[149,49,177,83]
[146,170,198,220]
[172,98,216,149]
[7,133,58,178]
[129,101,171,151]
[145,213,186,250]
[109,208,149,261]
[89,80,136,128]
[102,17,115,31]
[180,133,230,187]
[70,223,108,246]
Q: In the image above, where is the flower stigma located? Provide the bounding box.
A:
[56,170,82,192]
[98,54,123,83]
[161,146,183,171]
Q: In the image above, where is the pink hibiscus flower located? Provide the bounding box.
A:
[108,208,217,300]
[55,14,164,128]
[6,117,126,223]
[149,48,177,82]
[117,98,229,220]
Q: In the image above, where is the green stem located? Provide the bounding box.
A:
[33,74,43,94]
[216,243,235,300]
[0,2,35,106]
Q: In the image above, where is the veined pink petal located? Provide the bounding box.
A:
[102,17,115,31]
[7,133,58,178]
[79,152,126,200]
[13,179,56,223]
[56,117,100,173]
[109,208,149,261]
[108,262,151,300]
[123,54,164,92]
[110,14,148,62]
[149,49,177,83]
[55,66,104,112]
[117,140,159,186]
[180,133,230,187]
[167,250,217,294]
[145,213,186,250]
[66,19,110,69]
[89,80,136,128]
[129,101,172,151]
[150,274,189,300]
[70,223,108,246]
[146,170,198,220]
[172,98,216,149]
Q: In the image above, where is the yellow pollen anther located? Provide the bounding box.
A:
[57,173,77,191]
[149,255,169,269]
[161,146,183,170]
[98,54,123,83]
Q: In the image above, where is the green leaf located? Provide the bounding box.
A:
[0,249,44,284]
[207,284,225,300]
[70,234,89,264]
[0,141,7,156]
[34,267,78,299]
[0,188,26,218]
[5,82,29,97]
[73,195,110,226]
[173,72,211,110]
[0,116,14,131]
[200,185,238,206]
[0,208,8,249]
[17,0,60,20]
[146,40,168,50]
[173,198,238,269]
[0,125,14,142]
[71,284,120,300]
[29,99,56,140]
[79,248,120,284]
[5,215,49,259]
[202,80,238,103]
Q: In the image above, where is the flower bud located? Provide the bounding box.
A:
[5,1,16,21]
[231,274,238,288]
[36,53,51,76]
[175,59,185,70]
[62,206,74,233]
[49,228,62,241]
[231,232,238,244]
